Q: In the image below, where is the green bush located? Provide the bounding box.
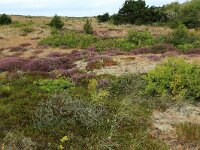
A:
[167,25,199,46]
[49,15,64,29]
[144,58,200,100]
[83,19,93,34]
[95,38,136,52]
[40,31,97,48]
[34,92,108,129]
[126,29,154,46]
[0,14,12,25]
[34,78,74,93]
[97,13,110,23]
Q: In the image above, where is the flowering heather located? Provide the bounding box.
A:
[129,44,179,55]
[150,44,179,54]
[0,57,27,71]
[147,55,161,61]
[47,52,62,58]
[71,72,95,83]
[184,48,200,55]
[97,79,110,88]
[67,50,85,61]
[23,57,76,72]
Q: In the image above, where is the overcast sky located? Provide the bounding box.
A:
[0,0,186,17]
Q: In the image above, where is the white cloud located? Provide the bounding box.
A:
[0,0,187,16]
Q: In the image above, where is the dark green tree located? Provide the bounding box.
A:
[0,14,12,25]
[97,13,110,23]
[84,19,93,34]
[49,15,64,29]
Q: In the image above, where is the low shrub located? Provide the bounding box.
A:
[2,132,36,150]
[0,14,12,25]
[34,78,74,93]
[0,57,27,71]
[23,57,76,72]
[144,58,200,100]
[40,31,97,48]
[34,92,108,129]
[95,38,136,52]
[166,25,199,47]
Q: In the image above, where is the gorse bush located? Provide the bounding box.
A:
[49,15,64,29]
[0,14,12,25]
[83,19,93,34]
[97,13,110,23]
[144,58,200,100]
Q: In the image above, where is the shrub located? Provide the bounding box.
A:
[144,58,200,100]
[97,13,110,23]
[34,78,74,93]
[167,25,199,46]
[34,92,108,129]
[95,38,136,52]
[0,14,12,25]
[40,31,97,48]
[23,57,75,72]
[49,15,64,29]
[3,132,36,150]
[109,74,145,97]
[83,19,93,34]
[0,57,27,71]
[126,29,154,47]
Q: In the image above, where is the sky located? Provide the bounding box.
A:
[0,0,187,17]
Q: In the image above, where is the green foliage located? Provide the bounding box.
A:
[109,74,145,98]
[34,78,74,93]
[164,0,200,28]
[87,79,109,101]
[11,21,34,28]
[95,38,136,52]
[144,58,200,100]
[126,29,154,46]
[40,31,97,48]
[83,19,93,34]
[0,74,48,142]
[165,25,200,50]
[0,14,12,25]
[97,13,110,23]
[112,0,167,25]
[49,15,64,29]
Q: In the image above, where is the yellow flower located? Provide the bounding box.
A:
[60,136,69,143]
[59,145,64,150]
